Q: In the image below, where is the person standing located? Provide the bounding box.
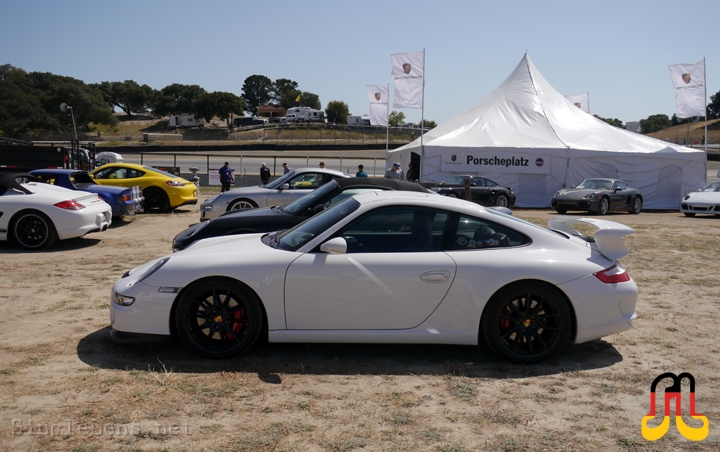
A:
[282,162,291,174]
[319,161,326,169]
[356,165,368,177]
[384,162,402,180]
[260,163,271,185]
[219,162,234,193]
[406,162,419,181]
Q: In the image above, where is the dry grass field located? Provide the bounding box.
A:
[1,196,719,451]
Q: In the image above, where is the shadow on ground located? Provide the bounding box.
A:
[78,327,622,382]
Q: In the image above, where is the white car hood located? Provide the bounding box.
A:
[685,191,720,202]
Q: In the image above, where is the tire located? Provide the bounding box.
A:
[175,278,264,359]
[555,208,568,215]
[144,187,170,213]
[11,211,57,250]
[495,195,509,207]
[684,212,696,217]
[446,193,458,198]
[481,282,571,363]
[629,197,642,214]
[598,197,610,215]
[228,199,258,211]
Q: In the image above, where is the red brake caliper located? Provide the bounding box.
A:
[500,306,512,332]
[225,308,246,341]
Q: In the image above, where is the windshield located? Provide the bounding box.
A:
[273,198,361,252]
[283,180,340,214]
[702,182,720,192]
[575,179,612,190]
[265,170,297,189]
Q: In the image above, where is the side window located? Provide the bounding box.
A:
[289,173,322,189]
[338,206,448,253]
[126,169,143,178]
[327,188,382,206]
[94,168,116,179]
[471,177,486,187]
[449,214,530,250]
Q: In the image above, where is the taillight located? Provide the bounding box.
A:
[54,200,86,210]
[120,194,132,202]
[593,263,631,284]
[166,180,185,187]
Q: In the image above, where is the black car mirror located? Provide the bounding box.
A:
[312,204,326,215]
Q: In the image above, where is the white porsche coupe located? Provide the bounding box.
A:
[0,173,112,250]
[681,181,720,217]
[110,191,638,363]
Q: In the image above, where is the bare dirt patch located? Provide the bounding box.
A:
[1,201,719,451]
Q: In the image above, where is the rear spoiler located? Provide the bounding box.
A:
[548,217,634,261]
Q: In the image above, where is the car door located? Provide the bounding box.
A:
[610,181,629,208]
[266,172,328,207]
[284,206,456,330]
[469,177,492,204]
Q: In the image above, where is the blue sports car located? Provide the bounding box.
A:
[30,169,144,218]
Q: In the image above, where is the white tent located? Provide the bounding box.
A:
[387,54,706,209]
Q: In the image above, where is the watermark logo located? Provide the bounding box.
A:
[641,372,709,441]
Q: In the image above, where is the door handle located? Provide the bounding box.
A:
[420,271,450,283]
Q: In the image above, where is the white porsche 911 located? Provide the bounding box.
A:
[110,191,637,363]
[0,173,112,250]
[681,181,720,217]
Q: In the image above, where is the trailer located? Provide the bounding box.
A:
[168,114,204,129]
[347,116,371,126]
[285,107,325,123]
[0,138,96,173]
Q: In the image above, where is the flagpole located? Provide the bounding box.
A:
[386,84,389,154]
[704,57,708,154]
[419,48,426,181]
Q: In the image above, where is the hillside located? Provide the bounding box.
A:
[646,118,720,145]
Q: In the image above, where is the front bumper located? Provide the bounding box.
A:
[681,202,720,215]
[552,198,599,212]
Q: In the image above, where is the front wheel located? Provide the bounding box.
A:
[175,278,264,359]
[495,195,509,207]
[446,193,458,199]
[144,187,170,213]
[228,199,258,211]
[629,197,642,214]
[684,212,696,217]
[598,197,610,215]
[554,208,568,215]
[11,211,57,250]
[481,282,571,363]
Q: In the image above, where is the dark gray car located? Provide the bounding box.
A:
[551,178,642,215]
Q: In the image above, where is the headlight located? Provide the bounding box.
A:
[430,187,441,192]
[204,194,220,204]
[683,195,690,200]
[583,193,598,199]
[112,289,135,306]
[136,257,170,284]
[554,191,561,197]
[186,221,209,238]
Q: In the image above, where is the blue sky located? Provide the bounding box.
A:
[2,0,717,125]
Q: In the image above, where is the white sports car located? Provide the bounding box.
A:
[0,173,112,250]
[110,191,637,363]
[681,181,720,217]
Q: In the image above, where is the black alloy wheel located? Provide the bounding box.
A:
[481,282,571,363]
[175,278,263,359]
[629,197,642,214]
[144,187,170,213]
[11,211,57,250]
[495,195,509,207]
[598,197,610,215]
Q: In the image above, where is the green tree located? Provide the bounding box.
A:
[272,78,299,103]
[388,110,406,126]
[0,65,54,136]
[241,75,273,116]
[325,100,350,124]
[593,114,624,128]
[299,91,321,110]
[152,84,207,117]
[192,92,245,128]
[639,114,671,134]
[421,119,437,130]
[92,80,154,117]
[708,90,720,119]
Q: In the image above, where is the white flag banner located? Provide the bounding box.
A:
[366,85,388,126]
[669,60,705,118]
[368,103,388,126]
[391,51,424,109]
[565,94,589,113]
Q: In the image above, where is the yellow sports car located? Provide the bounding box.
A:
[90,163,197,213]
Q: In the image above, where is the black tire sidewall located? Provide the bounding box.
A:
[144,187,170,213]
[11,211,57,250]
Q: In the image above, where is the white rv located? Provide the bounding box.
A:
[168,114,204,129]
[347,115,371,126]
[285,107,325,123]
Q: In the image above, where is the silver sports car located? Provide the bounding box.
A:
[200,168,349,220]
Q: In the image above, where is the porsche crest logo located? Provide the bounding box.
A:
[451,155,457,162]
[682,73,692,84]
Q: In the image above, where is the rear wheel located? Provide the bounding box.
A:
[228,199,258,211]
[629,197,642,214]
[598,197,610,215]
[11,211,57,250]
[481,282,571,363]
[495,195,509,207]
[446,193,458,198]
[175,278,264,359]
[144,187,170,213]
[684,212,696,217]
[555,208,568,215]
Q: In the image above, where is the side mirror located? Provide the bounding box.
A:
[280,183,290,190]
[312,204,327,214]
[320,237,347,254]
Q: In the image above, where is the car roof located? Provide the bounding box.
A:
[0,172,39,194]
[352,189,487,213]
[30,169,84,175]
[335,177,429,192]
[291,167,349,177]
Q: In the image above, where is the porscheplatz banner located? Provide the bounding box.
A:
[440,150,551,175]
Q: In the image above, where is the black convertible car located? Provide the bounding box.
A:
[425,175,516,208]
[173,178,432,251]
[551,178,643,215]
